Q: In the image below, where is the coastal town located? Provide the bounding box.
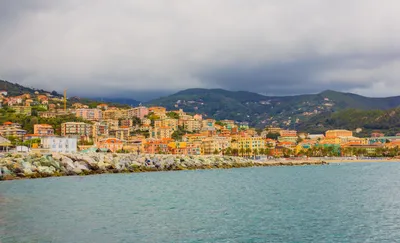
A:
[1,90,400,158]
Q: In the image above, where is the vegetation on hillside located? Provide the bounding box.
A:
[296,108,400,136]
[0,106,87,134]
[147,88,400,128]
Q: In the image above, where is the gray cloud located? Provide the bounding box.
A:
[1,0,400,101]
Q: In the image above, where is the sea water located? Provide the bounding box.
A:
[1,162,400,242]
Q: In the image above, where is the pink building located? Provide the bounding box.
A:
[128,106,149,119]
[76,109,102,121]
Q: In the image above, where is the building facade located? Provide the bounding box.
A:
[34,124,54,136]
[75,109,102,121]
[41,137,77,153]
[61,122,92,138]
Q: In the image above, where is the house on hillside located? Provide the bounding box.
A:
[0,136,12,152]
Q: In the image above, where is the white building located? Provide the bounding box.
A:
[41,137,77,153]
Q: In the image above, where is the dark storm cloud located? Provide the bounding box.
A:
[199,51,400,96]
[1,0,400,99]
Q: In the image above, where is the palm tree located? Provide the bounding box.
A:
[239,147,245,157]
[225,147,232,156]
[245,148,252,158]
[253,148,258,159]
[232,148,239,157]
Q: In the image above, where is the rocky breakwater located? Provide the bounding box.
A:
[0,153,327,180]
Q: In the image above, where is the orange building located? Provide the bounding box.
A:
[96,138,124,152]
[76,108,102,121]
[325,130,353,138]
[144,138,172,154]
[33,124,54,136]
[279,130,297,137]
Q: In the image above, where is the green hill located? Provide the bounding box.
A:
[147,88,400,128]
[0,80,61,97]
[296,108,400,136]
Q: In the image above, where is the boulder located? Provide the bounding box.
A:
[60,156,75,171]
[37,166,56,175]
[73,161,89,174]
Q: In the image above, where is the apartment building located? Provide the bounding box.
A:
[128,106,149,119]
[154,118,178,131]
[75,109,102,121]
[41,137,77,153]
[0,122,27,140]
[61,122,92,138]
[238,136,265,154]
[182,119,202,132]
[325,129,353,138]
[96,138,124,153]
[92,122,109,139]
[33,124,54,136]
[202,136,231,155]
[150,126,173,140]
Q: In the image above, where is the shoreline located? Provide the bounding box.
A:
[0,153,327,181]
[327,158,399,163]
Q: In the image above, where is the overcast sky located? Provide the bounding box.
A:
[1,0,400,101]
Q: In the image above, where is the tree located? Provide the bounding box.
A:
[239,147,245,157]
[253,148,258,158]
[266,132,280,140]
[245,148,252,157]
[171,126,187,141]
[232,148,239,156]
[166,112,180,119]
[215,121,227,127]
[213,149,220,155]
[132,117,141,126]
[225,147,232,156]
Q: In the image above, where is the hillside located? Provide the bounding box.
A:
[147,89,400,128]
[296,108,400,136]
[0,80,62,97]
[89,97,140,107]
[0,79,135,108]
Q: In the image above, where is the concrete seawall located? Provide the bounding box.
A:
[0,153,327,180]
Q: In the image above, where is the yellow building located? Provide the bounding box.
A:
[339,136,367,145]
[103,109,125,120]
[150,126,173,139]
[238,136,265,155]
[202,136,231,155]
[61,122,92,138]
[319,137,341,144]
[182,134,207,143]
[202,119,216,129]
[278,136,298,143]
[154,118,178,131]
[182,119,202,132]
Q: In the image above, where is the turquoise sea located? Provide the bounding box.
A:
[1,162,400,242]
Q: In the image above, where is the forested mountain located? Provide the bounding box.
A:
[147,88,400,128]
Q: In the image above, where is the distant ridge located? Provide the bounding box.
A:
[147,88,400,127]
[2,78,400,130]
